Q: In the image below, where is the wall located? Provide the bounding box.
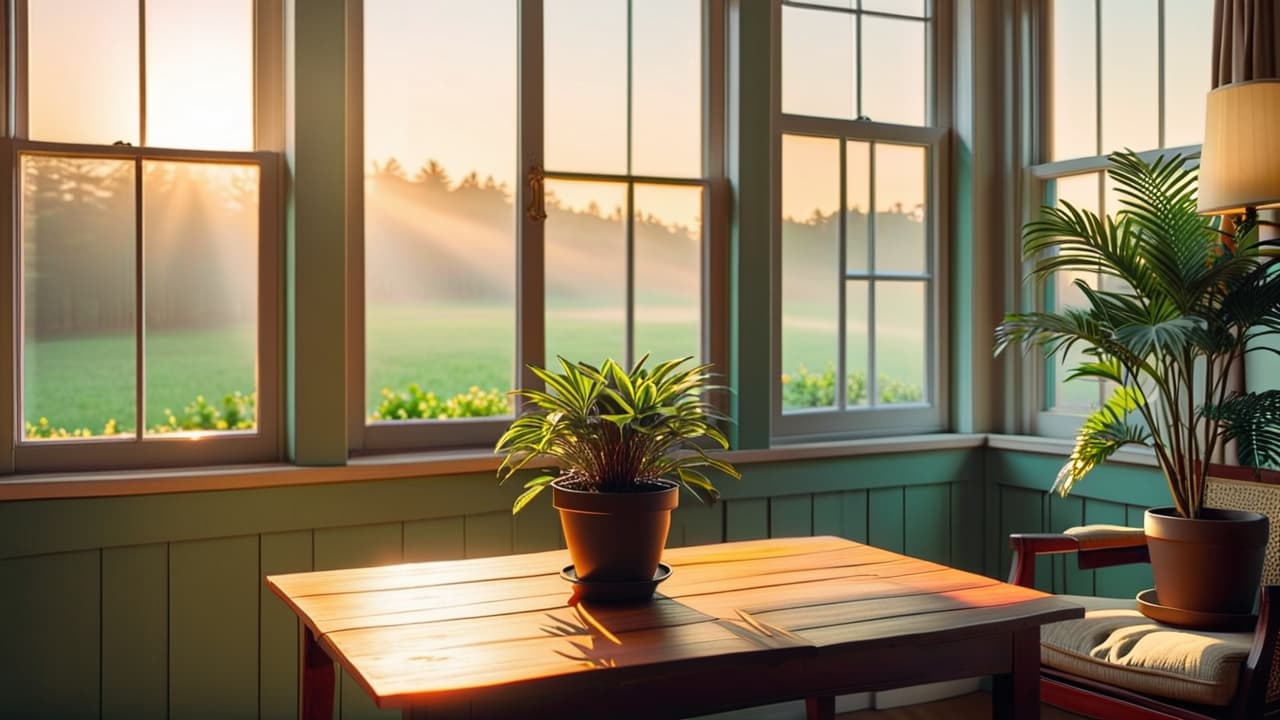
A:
[0,447,980,720]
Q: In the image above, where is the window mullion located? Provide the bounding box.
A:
[625,0,635,368]
[139,0,147,146]
[517,0,547,397]
[837,139,847,410]
[134,154,144,439]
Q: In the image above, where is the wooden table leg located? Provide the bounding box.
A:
[300,625,336,720]
[805,696,835,720]
[992,627,1039,720]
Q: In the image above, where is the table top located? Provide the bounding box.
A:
[266,535,1080,712]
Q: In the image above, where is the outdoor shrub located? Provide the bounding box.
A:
[372,384,510,420]
[781,364,922,407]
[152,391,256,433]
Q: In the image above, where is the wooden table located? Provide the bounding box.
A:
[266,536,1081,720]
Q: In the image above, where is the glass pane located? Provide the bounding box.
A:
[861,0,928,16]
[1051,173,1103,411]
[1050,0,1097,160]
[632,0,702,178]
[846,141,870,273]
[845,280,869,407]
[861,17,927,126]
[21,156,136,439]
[1100,0,1158,153]
[143,162,258,435]
[28,0,139,145]
[1163,0,1214,148]
[781,135,840,412]
[875,281,926,405]
[545,0,627,174]
[782,6,855,120]
[146,0,253,150]
[546,180,627,367]
[364,0,517,421]
[874,144,927,273]
[634,184,701,364]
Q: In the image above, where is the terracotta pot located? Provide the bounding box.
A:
[552,478,678,583]
[1144,506,1268,616]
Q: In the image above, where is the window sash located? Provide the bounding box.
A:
[7,140,283,472]
[349,0,728,453]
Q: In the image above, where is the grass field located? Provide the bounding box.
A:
[23,305,927,432]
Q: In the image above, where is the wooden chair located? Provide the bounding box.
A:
[1008,466,1280,720]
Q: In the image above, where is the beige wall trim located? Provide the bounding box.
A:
[986,433,1159,467]
[0,433,987,502]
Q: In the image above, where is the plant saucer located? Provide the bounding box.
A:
[1136,588,1256,631]
[561,562,672,604]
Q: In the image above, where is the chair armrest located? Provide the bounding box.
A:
[1237,585,1280,718]
[1007,526,1151,588]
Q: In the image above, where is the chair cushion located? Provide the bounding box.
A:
[1040,596,1254,706]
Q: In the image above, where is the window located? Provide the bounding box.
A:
[8,0,282,471]
[1029,0,1213,436]
[774,0,947,439]
[355,0,722,451]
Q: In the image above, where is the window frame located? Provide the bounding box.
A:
[770,0,951,442]
[347,0,728,454]
[1,0,285,473]
[1021,0,1208,438]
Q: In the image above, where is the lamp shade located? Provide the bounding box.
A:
[1198,80,1280,215]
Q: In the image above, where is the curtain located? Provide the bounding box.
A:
[1212,0,1280,86]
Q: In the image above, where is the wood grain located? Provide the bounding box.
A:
[266,535,1082,717]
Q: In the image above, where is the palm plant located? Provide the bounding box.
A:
[996,151,1280,518]
[495,355,740,514]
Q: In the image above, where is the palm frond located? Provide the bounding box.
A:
[1053,385,1152,497]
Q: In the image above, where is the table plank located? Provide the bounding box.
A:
[264,536,1083,715]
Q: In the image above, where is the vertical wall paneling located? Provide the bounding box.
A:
[812,492,844,536]
[0,551,100,719]
[904,484,951,564]
[769,495,813,537]
[1084,499,1132,598]
[949,451,986,573]
[169,536,260,720]
[868,488,906,553]
[671,500,724,547]
[725,498,769,541]
[313,523,403,720]
[842,490,869,543]
[260,530,314,720]
[1047,494,1091,595]
[403,516,466,562]
[102,544,168,719]
[464,512,514,559]
[997,486,1045,590]
[1125,504,1155,596]
[513,506,562,553]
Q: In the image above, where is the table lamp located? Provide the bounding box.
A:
[1198,79,1280,220]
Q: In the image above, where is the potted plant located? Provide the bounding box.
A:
[996,150,1280,620]
[495,355,740,587]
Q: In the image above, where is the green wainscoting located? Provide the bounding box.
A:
[0,447,981,719]
[984,448,1167,598]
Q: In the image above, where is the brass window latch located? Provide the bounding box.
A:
[526,164,547,223]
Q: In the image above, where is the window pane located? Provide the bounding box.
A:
[1050,0,1097,160]
[21,156,137,439]
[1164,0,1214,148]
[875,281,926,405]
[632,0,702,178]
[1051,173,1103,410]
[546,180,627,366]
[28,0,139,145]
[545,0,628,174]
[861,17,927,126]
[845,280,869,407]
[142,162,257,435]
[782,6,855,120]
[874,144,927,273]
[1100,0,1158,153]
[861,0,927,16]
[634,184,701,364]
[364,0,517,421]
[846,141,870,273]
[145,0,254,150]
[782,135,840,412]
